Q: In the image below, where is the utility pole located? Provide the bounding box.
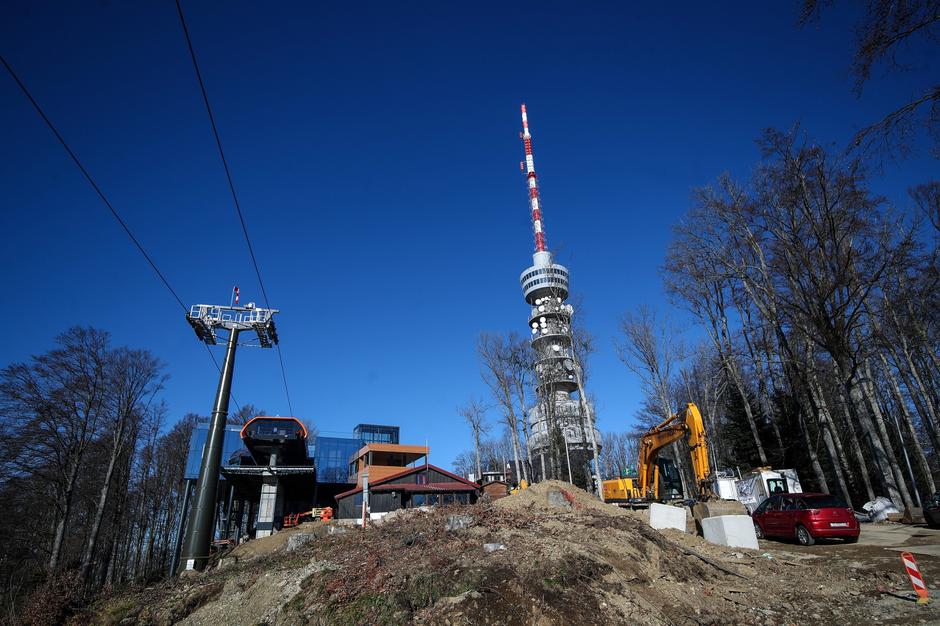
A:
[180,302,280,572]
[361,470,370,528]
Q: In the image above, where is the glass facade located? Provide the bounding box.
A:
[353,424,399,444]
[410,493,469,506]
[314,436,364,483]
[184,424,246,480]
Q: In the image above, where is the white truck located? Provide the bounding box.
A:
[735,468,803,514]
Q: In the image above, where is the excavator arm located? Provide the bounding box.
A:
[637,403,711,500]
[633,402,748,527]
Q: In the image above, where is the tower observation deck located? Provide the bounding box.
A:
[517,105,600,480]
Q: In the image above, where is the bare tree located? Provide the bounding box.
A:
[79,348,164,584]
[801,0,940,155]
[478,333,528,484]
[458,398,490,480]
[660,126,937,510]
[227,403,266,425]
[0,327,111,571]
[616,306,690,496]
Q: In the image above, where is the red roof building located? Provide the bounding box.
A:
[335,463,479,518]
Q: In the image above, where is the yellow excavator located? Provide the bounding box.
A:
[603,403,747,527]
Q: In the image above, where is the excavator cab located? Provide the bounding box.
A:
[654,458,683,500]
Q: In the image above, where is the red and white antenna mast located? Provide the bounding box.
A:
[521,104,547,253]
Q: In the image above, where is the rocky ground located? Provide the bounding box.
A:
[76,481,940,625]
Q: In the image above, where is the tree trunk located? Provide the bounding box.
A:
[80,422,127,584]
[902,344,940,446]
[860,358,914,509]
[729,368,768,466]
[508,422,525,485]
[835,358,904,506]
[797,410,830,493]
[803,368,850,488]
[473,434,482,480]
[48,458,81,571]
[825,373,876,501]
[514,382,536,479]
[739,308,785,460]
[879,351,937,494]
[713,313,768,465]
[574,364,603,498]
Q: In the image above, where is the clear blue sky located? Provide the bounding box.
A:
[1,2,935,468]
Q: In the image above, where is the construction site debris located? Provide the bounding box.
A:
[286,533,315,552]
[701,515,760,550]
[546,489,571,508]
[81,481,940,625]
[483,542,507,553]
[865,497,901,522]
[445,514,475,531]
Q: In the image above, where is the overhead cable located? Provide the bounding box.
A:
[0,53,241,412]
[175,0,294,416]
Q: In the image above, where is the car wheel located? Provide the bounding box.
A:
[796,525,815,546]
[753,522,765,540]
[844,535,859,544]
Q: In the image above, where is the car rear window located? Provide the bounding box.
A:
[802,495,847,508]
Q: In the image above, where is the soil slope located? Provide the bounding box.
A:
[82,481,940,625]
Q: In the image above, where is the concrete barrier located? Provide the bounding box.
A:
[649,503,687,532]
[701,515,759,550]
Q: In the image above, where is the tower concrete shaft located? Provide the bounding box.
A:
[517,105,599,481]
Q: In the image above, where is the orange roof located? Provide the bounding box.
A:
[349,442,429,461]
[239,416,308,439]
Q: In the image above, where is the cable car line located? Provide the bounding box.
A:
[175,0,294,417]
[0,52,241,413]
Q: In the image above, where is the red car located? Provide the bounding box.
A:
[751,493,860,545]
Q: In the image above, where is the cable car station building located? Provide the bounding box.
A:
[176,419,477,565]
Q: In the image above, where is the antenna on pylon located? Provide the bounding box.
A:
[521,104,547,253]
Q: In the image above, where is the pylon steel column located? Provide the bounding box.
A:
[181,328,239,571]
[179,301,280,571]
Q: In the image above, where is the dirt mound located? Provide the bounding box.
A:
[83,487,940,625]
[227,521,333,560]
[493,479,626,516]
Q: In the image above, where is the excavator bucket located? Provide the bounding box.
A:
[691,500,749,533]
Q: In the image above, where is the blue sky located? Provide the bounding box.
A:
[1,2,936,468]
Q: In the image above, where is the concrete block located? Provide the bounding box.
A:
[701,515,759,550]
[546,490,571,509]
[287,533,314,552]
[903,507,926,525]
[445,514,475,531]
[649,503,687,532]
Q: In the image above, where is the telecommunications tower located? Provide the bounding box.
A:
[518,104,600,487]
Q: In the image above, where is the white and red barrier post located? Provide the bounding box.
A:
[901,551,930,605]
